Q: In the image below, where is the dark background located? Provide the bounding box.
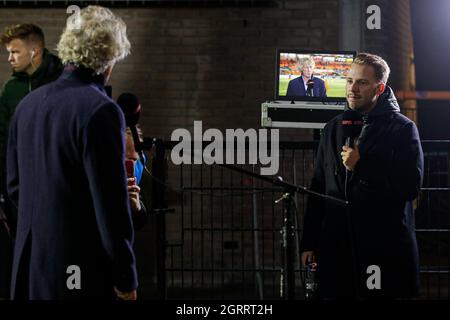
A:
[412,0,450,139]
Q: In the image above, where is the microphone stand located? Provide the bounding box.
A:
[133,134,159,173]
[344,137,361,300]
[142,142,349,300]
[219,164,348,300]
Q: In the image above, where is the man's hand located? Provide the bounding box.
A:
[127,178,141,214]
[341,145,360,171]
[301,251,315,267]
[114,287,137,300]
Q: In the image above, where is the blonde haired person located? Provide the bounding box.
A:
[57,5,130,75]
[297,56,316,71]
[286,55,327,98]
[6,6,137,300]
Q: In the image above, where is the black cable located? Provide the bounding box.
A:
[344,168,360,299]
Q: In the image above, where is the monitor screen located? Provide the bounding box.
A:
[275,49,356,102]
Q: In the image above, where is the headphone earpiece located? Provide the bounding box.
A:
[31,49,35,59]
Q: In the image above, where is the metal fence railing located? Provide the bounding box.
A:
[149,140,450,300]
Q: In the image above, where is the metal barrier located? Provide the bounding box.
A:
[150,140,450,299]
[416,141,450,299]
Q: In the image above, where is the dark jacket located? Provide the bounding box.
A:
[286,76,327,98]
[0,207,12,299]
[0,49,63,202]
[0,48,62,300]
[300,87,423,299]
[7,66,137,299]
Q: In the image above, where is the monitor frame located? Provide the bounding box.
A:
[274,49,356,103]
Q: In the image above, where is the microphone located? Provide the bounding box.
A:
[306,78,314,96]
[117,92,142,152]
[341,109,363,148]
[117,92,141,127]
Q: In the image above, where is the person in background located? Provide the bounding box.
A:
[0,23,63,300]
[6,6,137,300]
[125,126,149,230]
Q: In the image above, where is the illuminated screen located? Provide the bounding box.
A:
[275,50,356,102]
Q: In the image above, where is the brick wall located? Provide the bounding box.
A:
[362,0,417,122]
[0,0,340,142]
[0,0,423,299]
[0,1,418,134]
[0,0,342,298]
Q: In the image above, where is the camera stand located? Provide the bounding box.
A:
[219,164,348,299]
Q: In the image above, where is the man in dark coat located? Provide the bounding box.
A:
[300,53,423,299]
[6,6,137,300]
[286,76,327,98]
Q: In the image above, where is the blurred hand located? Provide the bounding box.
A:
[114,287,137,300]
[127,178,141,214]
[127,177,136,186]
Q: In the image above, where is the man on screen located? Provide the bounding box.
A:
[286,56,327,98]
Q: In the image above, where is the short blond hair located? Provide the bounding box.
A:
[297,56,315,71]
[0,23,44,47]
[57,5,130,74]
[353,52,390,83]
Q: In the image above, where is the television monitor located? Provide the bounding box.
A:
[275,49,356,103]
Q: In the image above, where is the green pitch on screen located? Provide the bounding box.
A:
[279,78,347,98]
